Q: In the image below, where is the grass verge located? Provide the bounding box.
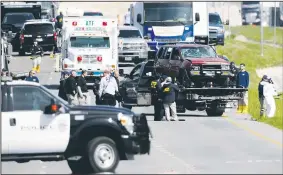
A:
[216,39,283,129]
[225,25,283,45]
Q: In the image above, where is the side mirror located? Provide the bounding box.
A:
[137,13,142,23]
[195,13,200,22]
[148,50,156,60]
[225,20,229,25]
[44,104,61,115]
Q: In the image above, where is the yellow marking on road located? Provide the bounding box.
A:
[223,116,283,148]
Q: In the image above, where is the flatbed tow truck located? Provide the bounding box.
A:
[119,54,247,116]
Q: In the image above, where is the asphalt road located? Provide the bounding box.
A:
[2,53,283,174]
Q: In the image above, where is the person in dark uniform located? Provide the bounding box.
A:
[151,75,167,121]
[30,41,44,73]
[64,70,77,105]
[25,70,39,83]
[77,70,90,105]
[58,71,69,101]
[55,12,64,29]
[236,63,249,113]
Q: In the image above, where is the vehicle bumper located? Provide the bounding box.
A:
[21,43,54,51]
[121,134,151,155]
[190,70,231,77]
[119,50,148,64]
[209,33,224,45]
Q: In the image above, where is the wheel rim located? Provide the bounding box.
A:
[94,143,115,169]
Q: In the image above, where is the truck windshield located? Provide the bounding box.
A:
[144,2,193,25]
[181,46,217,58]
[2,13,35,24]
[70,36,110,48]
[118,30,142,38]
[209,14,222,25]
[83,12,103,16]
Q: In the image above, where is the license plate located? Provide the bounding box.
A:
[36,38,43,42]
[210,34,217,38]
[205,71,215,76]
[125,57,132,61]
[137,93,151,105]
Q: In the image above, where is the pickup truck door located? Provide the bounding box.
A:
[1,85,10,154]
[9,85,70,154]
[169,47,182,78]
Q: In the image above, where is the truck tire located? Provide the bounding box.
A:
[206,107,225,116]
[87,136,120,173]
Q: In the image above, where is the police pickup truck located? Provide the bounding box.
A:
[119,57,247,117]
[1,77,151,173]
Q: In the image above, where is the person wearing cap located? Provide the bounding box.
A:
[55,12,64,30]
[58,71,69,101]
[25,70,39,83]
[30,41,44,73]
[236,63,249,114]
[161,77,180,121]
[263,77,278,118]
[64,70,78,105]
[99,69,119,106]
[77,70,90,105]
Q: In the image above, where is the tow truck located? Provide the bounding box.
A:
[118,53,247,116]
[1,76,151,174]
[60,16,119,86]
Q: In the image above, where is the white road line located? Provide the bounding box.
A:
[225,160,282,164]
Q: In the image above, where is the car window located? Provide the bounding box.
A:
[164,47,173,60]
[130,65,142,79]
[2,13,35,24]
[1,86,6,112]
[209,14,222,25]
[181,46,217,58]
[12,86,53,111]
[157,47,164,58]
[118,29,142,38]
[171,48,180,60]
[24,23,54,34]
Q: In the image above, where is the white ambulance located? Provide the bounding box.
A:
[61,17,119,84]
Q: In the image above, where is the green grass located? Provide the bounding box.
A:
[216,39,283,129]
[225,25,283,45]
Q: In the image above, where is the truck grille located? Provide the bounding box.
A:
[209,29,218,39]
[202,65,221,70]
[82,55,100,64]
[155,38,181,43]
[123,43,144,50]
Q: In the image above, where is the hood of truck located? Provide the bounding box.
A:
[187,57,229,65]
[118,37,146,44]
[70,105,134,116]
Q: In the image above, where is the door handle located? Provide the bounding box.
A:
[10,118,16,126]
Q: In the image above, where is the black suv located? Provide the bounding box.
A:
[14,20,56,56]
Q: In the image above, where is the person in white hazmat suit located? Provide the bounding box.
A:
[263,78,278,118]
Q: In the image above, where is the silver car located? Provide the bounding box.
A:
[118,26,149,64]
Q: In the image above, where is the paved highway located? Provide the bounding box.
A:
[2,54,282,174]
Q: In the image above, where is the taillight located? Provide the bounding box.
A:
[72,21,77,26]
[20,34,24,44]
[97,56,102,62]
[53,32,57,41]
[77,56,82,62]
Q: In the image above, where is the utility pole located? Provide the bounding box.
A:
[260,2,264,56]
[274,2,277,44]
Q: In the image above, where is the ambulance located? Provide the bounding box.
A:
[61,16,119,85]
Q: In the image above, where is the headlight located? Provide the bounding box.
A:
[191,66,200,71]
[117,113,134,134]
[221,65,230,70]
[218,28,224,33]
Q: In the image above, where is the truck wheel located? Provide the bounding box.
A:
[87,136,120,173]
[206,108,225,116]
[18,49,25,56]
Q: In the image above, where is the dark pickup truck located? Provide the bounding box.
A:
[119,59,247,116]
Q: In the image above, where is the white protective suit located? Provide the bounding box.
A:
[263,82,277,118]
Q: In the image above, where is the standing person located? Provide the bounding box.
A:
[77,70,91,105]
[30,41,44,73]
[161,77,180,121]
[64,70,77,105]
[230,62,240,87]
[236,63,249,114]
[151,75,167,121]
[55,12,64,30]
[25,70,39,83]
[58,71,69,101]
[98,69,119,106]
[258,75,269,117]
[263,78,278,118]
